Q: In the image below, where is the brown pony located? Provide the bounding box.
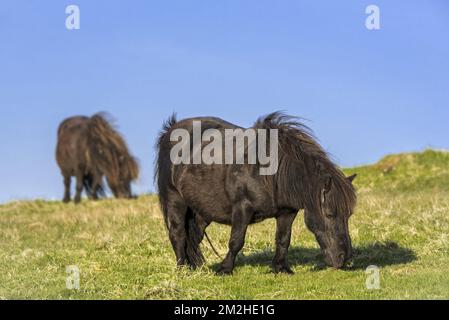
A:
[155,112,357,274]
[56,113,139,203]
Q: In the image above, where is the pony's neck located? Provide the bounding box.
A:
[274,155,320,211]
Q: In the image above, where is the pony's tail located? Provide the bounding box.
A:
[155,113,205,267]
[185,209,205,268]
[154,113,177,185]
[158,200,205,268]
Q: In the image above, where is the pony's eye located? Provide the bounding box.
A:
[326,212,337,218]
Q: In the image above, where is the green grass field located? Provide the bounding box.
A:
[1,150,448,299]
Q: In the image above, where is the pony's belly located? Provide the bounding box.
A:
[188,200,232,225]
[201,212,232,225]
[250,211,276,224]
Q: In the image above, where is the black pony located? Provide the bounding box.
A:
[56,113,139,203]
[155,112,356,274]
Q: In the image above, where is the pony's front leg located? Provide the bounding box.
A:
[273,212,297,274]
[217,205,253,275]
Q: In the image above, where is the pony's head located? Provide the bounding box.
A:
[109,153,139,199]
[304,173,357,269]
[256,112,357,269]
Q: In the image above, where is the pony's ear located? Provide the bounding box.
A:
[347,173,357,183]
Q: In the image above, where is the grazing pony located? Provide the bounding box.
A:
[56,113,139,203]
[155,112,356,274]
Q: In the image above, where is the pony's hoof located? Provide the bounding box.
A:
[273,265,294,275]
[216,265,233,276]
[62,198,70,203]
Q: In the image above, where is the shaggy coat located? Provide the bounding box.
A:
[56,113,139,203]
[155,112,356,274]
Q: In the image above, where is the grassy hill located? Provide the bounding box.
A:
[1,150,448,299]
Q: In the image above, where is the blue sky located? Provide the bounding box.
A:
[0,1,448,203]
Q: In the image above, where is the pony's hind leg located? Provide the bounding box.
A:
[217,203,253,275]
[164,189,189,266]
[273,211,297,274]
[74,173,84,204]
[63,175,71,203]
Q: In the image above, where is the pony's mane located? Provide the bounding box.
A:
[255,112,356,215]
[87,113,139,182]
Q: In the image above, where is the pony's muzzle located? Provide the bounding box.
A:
[325,251,352,269]
[333,252,346,269]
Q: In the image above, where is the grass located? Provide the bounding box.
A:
[1,149,448,299]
